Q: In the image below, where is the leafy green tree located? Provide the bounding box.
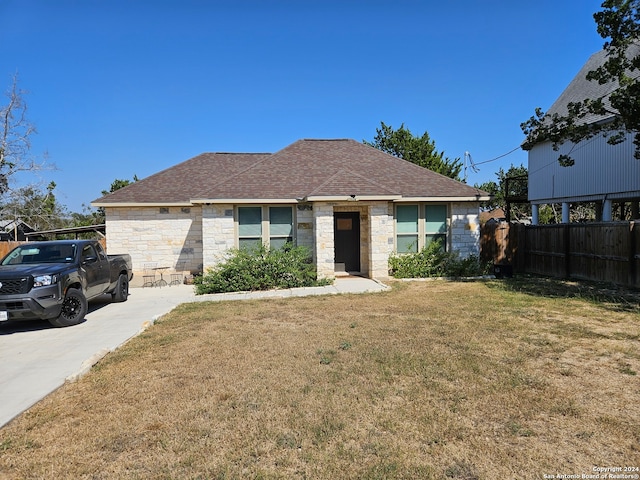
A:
[101,175,139,196]
[3,181,68,231]
[476,164,530,221]
[75,175,140,225]
[364,122,462,180]
[70,204,104,227]
[521,0,640,164]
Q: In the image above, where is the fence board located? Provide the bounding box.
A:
[480,221,639,288]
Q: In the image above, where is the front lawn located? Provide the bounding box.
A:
[1,278,638,479]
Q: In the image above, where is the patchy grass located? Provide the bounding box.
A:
[1,279,639,479]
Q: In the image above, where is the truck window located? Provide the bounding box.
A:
[95,243,107,260]
[81,244,97,262]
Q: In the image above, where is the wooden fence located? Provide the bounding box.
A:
[481,221,640,288]
[0,242,24,259]
[0,238,108,260]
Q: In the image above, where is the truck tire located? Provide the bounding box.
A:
[49,288,88,327]
[112,273,129,303]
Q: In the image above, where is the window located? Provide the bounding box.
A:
[425,205,447,249]
[396,204,419,253]
[81,244,97,262]
[238,206,263,250]
[395,204,448,253]
[237,206,294,250]
[268,206,293,249]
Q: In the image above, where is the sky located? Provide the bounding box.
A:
[0,0,605,214]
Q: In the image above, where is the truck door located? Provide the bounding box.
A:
[80,244,109,298]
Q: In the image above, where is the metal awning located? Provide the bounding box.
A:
[24,224,106,240]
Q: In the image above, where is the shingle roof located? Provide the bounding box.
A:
[546,45,640,125]
[92,139,486,205]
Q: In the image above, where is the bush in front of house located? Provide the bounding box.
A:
[194,243,330,294]
[388,240,489,279]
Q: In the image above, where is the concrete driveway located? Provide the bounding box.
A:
[0,277,387,428]
[0,285,198,428]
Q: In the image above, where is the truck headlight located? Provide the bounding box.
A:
[33,274,58,287]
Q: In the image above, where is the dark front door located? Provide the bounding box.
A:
[334,212,360,273]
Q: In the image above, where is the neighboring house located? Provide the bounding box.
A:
[92,139,489,284]
[0,219,35,241]
[527,49,640,224]
[479,208,506,225]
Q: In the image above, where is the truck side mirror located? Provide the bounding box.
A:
[82,256,98,265]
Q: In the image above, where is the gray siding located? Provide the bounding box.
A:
[528,132,640,204]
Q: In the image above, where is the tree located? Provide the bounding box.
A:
[364,122,463,180]
[476,164,530,221]
[0,74,49,198]
[4,181,69,231]
[76,175,140,225]
[521,0,640,165]
[101,176,139,196]
[0,74,56,231]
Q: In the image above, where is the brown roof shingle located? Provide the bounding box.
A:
[92,139,486,205]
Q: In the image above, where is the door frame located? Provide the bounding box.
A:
[333,211,361,273]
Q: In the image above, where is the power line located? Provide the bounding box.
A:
[472,146,521,166]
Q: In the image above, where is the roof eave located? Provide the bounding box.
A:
[91,201,194,208]
[305,195,402,202]
[191,198,300,204]
[396,196,490,202]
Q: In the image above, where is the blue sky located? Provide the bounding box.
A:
[1,0,605,213]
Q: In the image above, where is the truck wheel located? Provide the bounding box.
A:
[112,273,129,303]
[49,289,88,327]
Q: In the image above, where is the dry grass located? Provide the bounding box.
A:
[1,278,639,479]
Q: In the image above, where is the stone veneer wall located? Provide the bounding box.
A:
[312,202,394,280]
[106,201,480,286]
[201,204,235,272]
[105,206,203,286]
[295,204,314,253]
[450,202,481,258]
[369,202,394,279]
[312,204,335,280]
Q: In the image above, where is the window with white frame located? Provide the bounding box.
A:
[425,205,447,248]
[395,204,448,253]
[237,206,294,250]
[396,204,420,253]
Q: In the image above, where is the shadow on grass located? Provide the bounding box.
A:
[486,274,640,313]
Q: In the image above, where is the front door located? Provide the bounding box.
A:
[334,212,360,273]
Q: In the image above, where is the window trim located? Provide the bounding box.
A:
[394,203,449,253]
[235,205,296,249]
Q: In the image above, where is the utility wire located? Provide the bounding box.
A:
[472,146,521,166]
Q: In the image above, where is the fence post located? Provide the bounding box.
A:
[515,223,526,272]
[564,224,571,279]
[630,221,637,287]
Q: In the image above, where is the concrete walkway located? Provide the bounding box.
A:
[0,276,388,428]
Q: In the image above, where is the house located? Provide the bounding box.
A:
[0,219,35,241]
[92,139,490,284]
[479,208,506,225]
[526,48,640,224]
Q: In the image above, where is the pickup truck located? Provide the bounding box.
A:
[0,240,133,327]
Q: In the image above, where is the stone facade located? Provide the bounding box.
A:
[312,203,335,280]
[105,200,481,285]
[450,202,481,258]
[202,204,235,272]
[369,202,395,278]
[105,206,203,286]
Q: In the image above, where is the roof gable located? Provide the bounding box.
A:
[546,45,640,126]
[93,139,486,205]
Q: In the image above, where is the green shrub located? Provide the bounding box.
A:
[388,241,489,279]
[194,243,330,294]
